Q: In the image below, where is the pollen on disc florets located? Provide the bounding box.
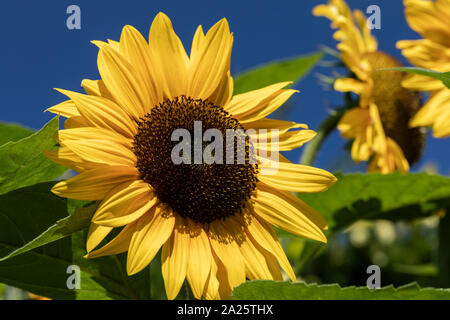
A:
[364,51,425,165]
[132,95,258,224]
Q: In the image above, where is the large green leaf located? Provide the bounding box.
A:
[233,280,450,300]
[0,122,33,146]
[0,182,76,299]
[0,182,157,300]
[383,67,450,89]
[297,172,450,233]
[0,116,68,195]
[233,52,323,95]
[0,204,96,262]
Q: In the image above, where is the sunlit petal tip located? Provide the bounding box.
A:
[53,88,72,97]
[50,180,67,196]
[213,18,230,32]
[152,12,173,27]
[91,40,108,48]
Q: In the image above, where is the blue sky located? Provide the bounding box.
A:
[1,0,448,174]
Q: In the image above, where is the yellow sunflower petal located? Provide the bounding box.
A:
[258,159,337,193]
[208,71,234,107]
[161,218,190,300]
[44,146,98,172]
[187,19,233,105]
[51,166,139,200]
[225,82,295,122]
[244,213,296,281]
[61,137,136,167]
[214,251,233,300]
[243,117,308,131]
[46,100,79,118]
[81,79,113,100]
[63,116,91,129]
[127,204,175,275]
[252,128,317,151]
[92,180,157,228]
[337,107,371,139]
[148,12,188,99]
[410,88,450,138]
[55,88,137,138]
[97,45,149,120]
[239,230,278,280]
[334,77,366,94]
[57,127,133,149]
[202,252,220,300]
[185,219,213,300]
[252,182,327,242]
[86,223,113,253]
[85,222,136,259]
[119,25,162,107]
[208,220,246,291]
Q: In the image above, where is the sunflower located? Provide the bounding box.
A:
[45,13,337,300]
[397,0,450,138]
[314,0,424,173]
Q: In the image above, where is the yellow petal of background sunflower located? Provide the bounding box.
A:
[334,78,366,94]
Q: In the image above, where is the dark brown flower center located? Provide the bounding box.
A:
[364,51,425,165]
[133,95,258,224]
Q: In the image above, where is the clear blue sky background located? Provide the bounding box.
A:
[1,0,448,174]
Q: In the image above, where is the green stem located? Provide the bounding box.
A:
[438,209,450,288]
[300,108,346,166]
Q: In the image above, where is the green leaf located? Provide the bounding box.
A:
[297,172,450,233]
[0,283,5,298]
[0,204,96,262]
[382,67,450,89]
[0,182,155,300]
[0,182,76,299]
[233,52,323,95]
[0,122,33,146]
[233,280,450,300]
[0,116,68,195]
[392,263,438,277]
